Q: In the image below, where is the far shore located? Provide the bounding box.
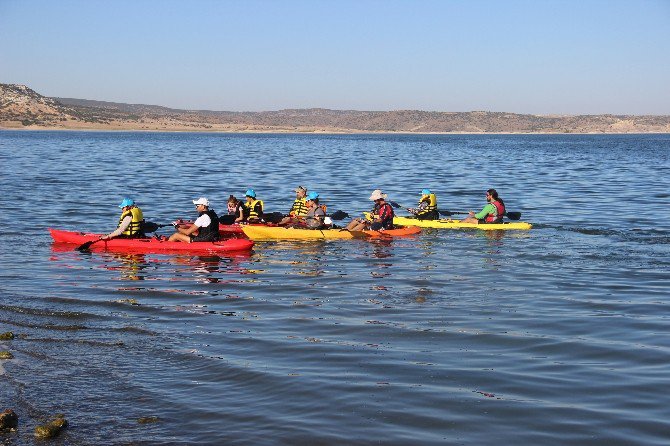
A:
[2,124,668,136]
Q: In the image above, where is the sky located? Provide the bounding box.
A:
[1,0,669,114]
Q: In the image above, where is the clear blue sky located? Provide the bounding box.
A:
[1,0,669,114]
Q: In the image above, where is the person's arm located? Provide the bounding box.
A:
[102,216,131,239]
[234,206,244,222]
[178,214,210,236]
[474,203,495,220]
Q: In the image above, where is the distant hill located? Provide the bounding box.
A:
[2,83,670,133]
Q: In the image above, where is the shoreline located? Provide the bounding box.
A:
[2,125,669,135]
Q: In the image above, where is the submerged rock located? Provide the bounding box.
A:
[0,332,14,340]
[34,414,68,439]
[0,351,13,360]
[137,416,160,424]
[0,409,19,431]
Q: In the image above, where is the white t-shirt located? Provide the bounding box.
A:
[193,214,212,228]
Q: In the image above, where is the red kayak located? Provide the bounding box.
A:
[49,229,254,254]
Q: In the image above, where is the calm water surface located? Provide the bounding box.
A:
[1,131,669,445]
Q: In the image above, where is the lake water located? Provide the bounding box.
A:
[1,131,669,445]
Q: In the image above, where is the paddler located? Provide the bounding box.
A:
[346,189,394,231]
[218,194,244,225]
[461,188,506,224]
[100,198,146,240]
[168,197,220,242]
[243,189,264,223]
[408,189,439,220]
[303,192,328,229]
[279,186,309,226]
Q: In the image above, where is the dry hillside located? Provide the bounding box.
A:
[2,83,669,133]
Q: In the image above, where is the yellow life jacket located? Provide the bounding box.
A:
[417,193,437,216]
[289,197,308,217]
[118,206,144,236]
[245,199,264,221]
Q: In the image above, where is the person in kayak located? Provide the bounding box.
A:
[302,192,328,229]
[219,195,244,225]
[168,197,220,242]
[408,189,439,220]
[346,189,394,231]
[243,189,264,223]
[461,188,506,224]
[279,186,309,226]
[100,198,146,240]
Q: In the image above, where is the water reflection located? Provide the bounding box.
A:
[50,244,253,285]
[109,253,148,281]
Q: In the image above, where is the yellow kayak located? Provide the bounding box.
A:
[241,225,421,240]
[391,215,532,230]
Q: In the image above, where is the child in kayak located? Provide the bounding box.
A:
[346,189,394,231]
[219,195,244,225]
[408,189,439,220]
[100,198,146,240]
[168,197,220,242]
[461,189,506,224]
[243,189,264,223]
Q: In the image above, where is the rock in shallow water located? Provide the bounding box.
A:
[34,414,68,439]
[0,409,19,431]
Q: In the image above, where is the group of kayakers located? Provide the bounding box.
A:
[101,186,507,243]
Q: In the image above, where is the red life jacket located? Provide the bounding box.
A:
[485,200,505,223]
[376,202,395,229]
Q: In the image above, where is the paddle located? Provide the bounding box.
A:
[329,210,350,221]
[389,201,418,215]
[262,212,285,223]
[76,238,104,251]
[389,200,521,220]
[76,222,174,251]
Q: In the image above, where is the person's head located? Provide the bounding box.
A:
[486,189,499,202]
[245,189,256,201]
[306,191,319,205]
[420,189,431,202]
[119,198,135,210]
[295,186,307,199]
[228,194,238,205]
[369,189,387,203]
[192,197,210,212]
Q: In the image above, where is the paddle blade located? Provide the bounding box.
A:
[263,212,285,223]
[389,201,402,209]
[329,210,350,221]
[76,240,96,251]
[438,209,455,217]
[505,212,521,220]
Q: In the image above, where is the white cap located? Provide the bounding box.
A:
[192,197,210,206]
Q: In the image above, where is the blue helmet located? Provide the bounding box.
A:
[245,189,256,198]
[119,198,135,208]
[306,191,319,200]
[421,189,431,195]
